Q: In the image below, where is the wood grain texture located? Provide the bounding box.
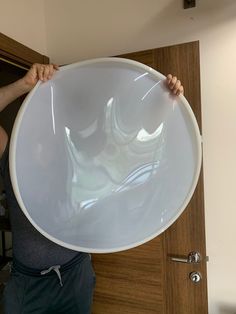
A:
[154,41,202,130]
[0,32,49,66]
[154,42,208,314]
[92,236,165,314]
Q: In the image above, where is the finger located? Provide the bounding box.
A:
[53,64,60,70]
[48,64,54,79]
[176,86,184,96]
[51,64,59,76]
[43,66,50,81]
[166,74,172,84]
[169,76,177,89]
[38,65,45,81]
[173,80,181,94]
[30,63,39,77]
[47,64,55,80]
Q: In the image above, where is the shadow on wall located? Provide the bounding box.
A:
[219,303,236,314]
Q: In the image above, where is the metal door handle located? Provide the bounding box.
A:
[170,251,201,264]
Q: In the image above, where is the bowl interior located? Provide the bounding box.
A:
[10,59,201,252]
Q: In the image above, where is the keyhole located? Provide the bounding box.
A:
[189,271,202,283]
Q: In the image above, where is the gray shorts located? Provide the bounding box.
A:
[3,253,96,314]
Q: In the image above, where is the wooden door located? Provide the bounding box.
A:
[91,41,208,314]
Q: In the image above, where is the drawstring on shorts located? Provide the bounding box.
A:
[41,265,63,287]
[11,252,88,288]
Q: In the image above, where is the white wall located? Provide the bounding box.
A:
[0,0,47,55]
[44,1,236,313]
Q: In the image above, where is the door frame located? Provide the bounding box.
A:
[0,32,49,68]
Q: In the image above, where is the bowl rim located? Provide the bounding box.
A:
[9,57,202,253]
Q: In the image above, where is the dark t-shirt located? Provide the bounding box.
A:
[0,143,79,269]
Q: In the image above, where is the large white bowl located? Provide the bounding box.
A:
[10,58,202,253]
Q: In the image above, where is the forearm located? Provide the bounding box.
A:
[0,78,32,112]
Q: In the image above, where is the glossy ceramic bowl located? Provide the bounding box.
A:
[10,58,202,253]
